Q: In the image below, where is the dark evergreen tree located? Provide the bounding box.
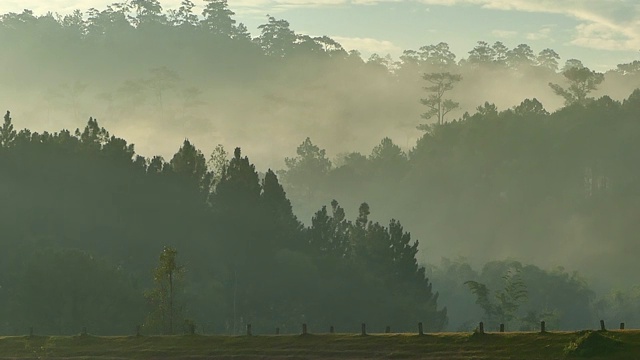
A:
[200,0,236,37]
[0,111,16,148]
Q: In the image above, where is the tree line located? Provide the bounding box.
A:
[277,89,640,330]
[0,111,445,335]
[3,2,638,73]
[2,88,638,334]
[1,1,638,172]
[1,2,638,109]
[0,0,638,335]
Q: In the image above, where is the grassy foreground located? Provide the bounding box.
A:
[1,330,639,359]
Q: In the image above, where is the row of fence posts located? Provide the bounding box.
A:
[23,319,627,337]
[477,319,624,334]
[247,322,425,336]
[258,320,623,336]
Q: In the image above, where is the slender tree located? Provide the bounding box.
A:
[465,267,528,328]
[0,111,16,148]
[419,72,462,127]
[146,246,184,334]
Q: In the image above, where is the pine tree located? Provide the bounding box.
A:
[261,169,303,251]
[200,0,236,37]
[0,111,16,148]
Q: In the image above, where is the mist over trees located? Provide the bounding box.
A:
[1,1,640,335]
[1,3,638,169]
[280,90,640,289]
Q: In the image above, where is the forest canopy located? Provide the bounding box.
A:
[1,1,639,335]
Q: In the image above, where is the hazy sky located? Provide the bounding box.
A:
[2,0,639,70]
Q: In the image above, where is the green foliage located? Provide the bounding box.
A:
[145,246,185,335]
[564,331,623,358]
[465,267,527,328]
[0,111,16,148]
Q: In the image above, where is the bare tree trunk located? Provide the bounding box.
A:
[169,271,173,335]
[233,269,238,334]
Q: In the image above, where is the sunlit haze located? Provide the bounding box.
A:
[2,0,639,70]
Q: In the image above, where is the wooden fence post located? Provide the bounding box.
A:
[499,324,504,333]
[418,322,424,335]
[540,321,546,333]
[478,322,484,334]
[302,323,307,335]
[620,322,625,330]
[600,320,606,331]
[361,323,366,336]
[246,324,252,336]
[385,326,391,334]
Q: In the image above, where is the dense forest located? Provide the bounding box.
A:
[1,0,640,335]
[0,111,447,335]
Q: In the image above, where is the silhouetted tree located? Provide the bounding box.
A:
[537,48,560,72]
[549,66,605,106]
[419,72,462,126]
[257,16,297,57]
[0,111,16,148]
[200,0,236,37]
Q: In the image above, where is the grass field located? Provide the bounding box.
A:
[0,330,638,359]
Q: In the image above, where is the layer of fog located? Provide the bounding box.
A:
[1,20,639,292]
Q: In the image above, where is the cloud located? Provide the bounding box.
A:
[330,35,402,56]
[232,0,640,52]
[492,29,518,39]
[235,0,640,51]
[1,0,638,52]
[525,26,553,41]
[0,0,87,14]
[416,0,640,51]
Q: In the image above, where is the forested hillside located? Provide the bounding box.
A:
[279,91,640,286]
[1,0,639,335]
[0,1,638,168]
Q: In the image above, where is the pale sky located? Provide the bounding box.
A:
[2,0,639,71]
